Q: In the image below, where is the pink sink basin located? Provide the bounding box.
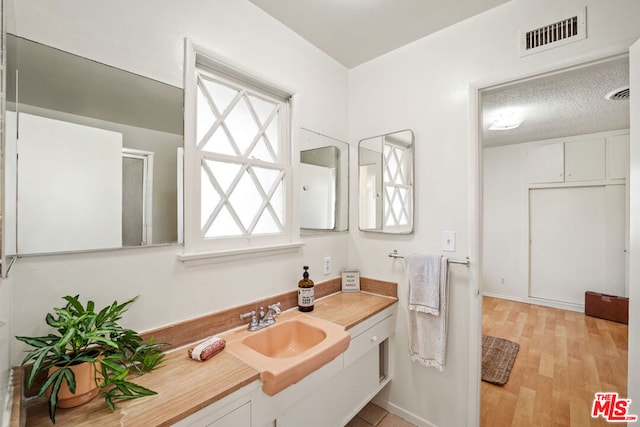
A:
[224,311,350,396]
[241,319,327,358]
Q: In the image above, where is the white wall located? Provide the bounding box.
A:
[483,143,528,300]
[7,0,349,366]
[348,1,640,426]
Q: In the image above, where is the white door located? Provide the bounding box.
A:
[529,185,626,305]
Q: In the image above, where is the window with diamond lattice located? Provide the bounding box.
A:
[195,70,290,239]
[383,142,412,228]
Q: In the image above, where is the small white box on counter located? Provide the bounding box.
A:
[341,270,360,292]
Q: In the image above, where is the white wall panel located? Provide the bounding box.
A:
[349,1,640,425]
[17,113,123,253]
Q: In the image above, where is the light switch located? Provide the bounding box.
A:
[441,230,456,252]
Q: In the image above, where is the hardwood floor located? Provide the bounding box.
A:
[481,296,628,427]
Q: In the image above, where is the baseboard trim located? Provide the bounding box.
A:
[371,400,438,427]
[481,292,584,313]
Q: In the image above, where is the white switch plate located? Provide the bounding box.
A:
[323,256,332,275]
[441,230,456,252]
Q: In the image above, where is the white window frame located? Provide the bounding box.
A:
[180,40,303,263]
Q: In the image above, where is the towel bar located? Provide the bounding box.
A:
[388,250,470,266]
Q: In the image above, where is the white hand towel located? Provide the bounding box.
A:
[407,255,449,371]
[407,253,442,315]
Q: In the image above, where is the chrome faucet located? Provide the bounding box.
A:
[239,302,281,331]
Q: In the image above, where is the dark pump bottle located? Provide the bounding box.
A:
[298,266,315,312]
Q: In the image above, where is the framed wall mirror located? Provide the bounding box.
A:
[358,129,414,234]
[4,35,184,257]
[300,128,348,232]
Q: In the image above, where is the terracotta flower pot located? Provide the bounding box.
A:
[47,361,100,408]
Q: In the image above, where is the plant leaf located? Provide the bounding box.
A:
[47,372,65,424]
[63,295,85,315]
[27,349,53,388]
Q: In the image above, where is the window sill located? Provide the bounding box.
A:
[177,242,305,265]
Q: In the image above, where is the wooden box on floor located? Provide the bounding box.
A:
[584,291,629,324]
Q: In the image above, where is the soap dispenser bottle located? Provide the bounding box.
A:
[298,266,315,312]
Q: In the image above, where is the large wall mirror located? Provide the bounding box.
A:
[358,130,414,234]
[4,35,184,257]
[300,128,348,232]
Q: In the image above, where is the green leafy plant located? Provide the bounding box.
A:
[15,295,168,423]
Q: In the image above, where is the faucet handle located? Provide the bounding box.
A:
[268,302,281,313]
[239,310,256,320]
[263,303,282,326]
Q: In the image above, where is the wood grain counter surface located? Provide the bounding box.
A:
[14,290,397,426]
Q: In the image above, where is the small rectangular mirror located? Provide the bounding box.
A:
[300,129,349,232]
[358,130,414,234]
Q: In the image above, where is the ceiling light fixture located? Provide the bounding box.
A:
[488,109,524,131]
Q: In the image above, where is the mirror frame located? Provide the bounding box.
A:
[358,129,414,234]
[299,128,349,234]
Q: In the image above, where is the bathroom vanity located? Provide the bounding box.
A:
[13,288,397,426]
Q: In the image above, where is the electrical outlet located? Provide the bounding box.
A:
[323,256,332,275]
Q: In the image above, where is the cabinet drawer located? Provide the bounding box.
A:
[344,314,394,367]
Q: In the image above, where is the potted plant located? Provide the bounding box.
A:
[15,295,168,423]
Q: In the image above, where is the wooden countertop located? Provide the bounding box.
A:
[310,291,397,329]
[14,291,397,426]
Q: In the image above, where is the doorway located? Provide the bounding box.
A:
[122,148,154,246]
[477,55,630,425]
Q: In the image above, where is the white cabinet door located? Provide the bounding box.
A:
[206,402,251,427]
[564,138,606,182]
[529,185,626,305]
[606,134,630,179]
[344,314,394,367]
[276,348,380,427]
[172,384,256,427]
[526,143,564,183]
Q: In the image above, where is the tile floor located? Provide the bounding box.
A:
[346,402,416,427]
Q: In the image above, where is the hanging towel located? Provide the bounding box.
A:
[407,254,442,315]
[407,255,449,371]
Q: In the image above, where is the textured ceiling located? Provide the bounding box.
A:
[482,56,630,147]
[248,0,509,68]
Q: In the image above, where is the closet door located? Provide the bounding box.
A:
[529,185,625,305]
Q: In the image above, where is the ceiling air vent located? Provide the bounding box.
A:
[606,86,630,101]
[520,8,586,57]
